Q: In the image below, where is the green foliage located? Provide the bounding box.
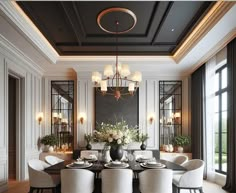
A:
[136,133,149,143]
[173,135,191,146]
[84,134,93,143]
[41,135,58,146]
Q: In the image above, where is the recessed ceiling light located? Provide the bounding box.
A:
[171,29,175,32]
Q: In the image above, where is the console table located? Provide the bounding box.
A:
[39,151,73,161]
[160,151,192,161]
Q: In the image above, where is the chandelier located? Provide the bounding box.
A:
[92,8,142,100]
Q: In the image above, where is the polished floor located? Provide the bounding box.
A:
[3,180,229,193]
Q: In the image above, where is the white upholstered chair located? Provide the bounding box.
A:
[173,159,205,193]
[45,155,64,165]
[133,150,153,160]
[101,169,133,193]
[173,155,189,166]
[80,150,99,159]
[28,159,60,193]
[61,169,95,193]
[139,169,173,193]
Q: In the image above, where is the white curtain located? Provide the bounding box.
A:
[205,56,216,180]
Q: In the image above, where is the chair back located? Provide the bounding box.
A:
[28,159,60,188]
[61,169,94,193]
[80,150,99,159]
[173,155,188,165]
[139,169,173,193]
[101,169,133,193]
[182,159,204,171]
[178,159,205,187]
[28,159,50,171]
[133,150,153,160]
[45,155,64,165]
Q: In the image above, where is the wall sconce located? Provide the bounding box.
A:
[79,113,86,124]
[174,112,181,118]
[37,112,43,125]
[174,112,181,124]
[148,113,155,124]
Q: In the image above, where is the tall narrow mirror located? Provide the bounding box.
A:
[51,81,74,151]
[159,81,182,147]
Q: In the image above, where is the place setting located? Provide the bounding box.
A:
[140,158,166,169]
[81,154,98,162]
[66,160,93,169]
[104,160,129,169]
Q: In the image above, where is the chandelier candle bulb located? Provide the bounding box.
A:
[104,65,114,77]
[128,82,135,92]
[101,80,107,91]
[132,71,142,82]
[92,71,102,83]
[121,64,131,77]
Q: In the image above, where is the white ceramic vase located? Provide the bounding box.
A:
[48,146,54,152]
[177,146,184,153]
[168,144,174,152]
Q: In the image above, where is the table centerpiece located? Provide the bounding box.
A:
[93,120,138,161]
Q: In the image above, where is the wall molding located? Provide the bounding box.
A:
[0,34,43,76]
[173,1,236,63]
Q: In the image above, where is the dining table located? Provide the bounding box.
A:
[44,159,186,193]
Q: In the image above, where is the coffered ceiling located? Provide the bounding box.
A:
[17,1,213,56]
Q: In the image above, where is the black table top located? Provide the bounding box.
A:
[44,159,186,175]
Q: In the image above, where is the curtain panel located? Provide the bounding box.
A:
[223,38,236,193]
[191,64,207,177]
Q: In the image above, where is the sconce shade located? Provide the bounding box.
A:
[175,112,181,118]
[37,112,43,125]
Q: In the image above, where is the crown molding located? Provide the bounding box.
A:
[189,28,236,75]
[0,1,59,64]
[0,34,44,75]
[58,55,174,62]
[173,1,236,64]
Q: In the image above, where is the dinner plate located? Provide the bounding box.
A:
[104,163,129,169]
[66,163,93,169]
[140,163,166,169]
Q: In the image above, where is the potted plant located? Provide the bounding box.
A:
[40,135,58,152]
[173,135,191,153]
[84,134,93,150]
[137,133,149,150]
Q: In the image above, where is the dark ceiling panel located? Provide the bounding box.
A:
[17,1,214,56]
[154,1,211,44]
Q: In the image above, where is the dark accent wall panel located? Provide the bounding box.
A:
[95,87,139,127]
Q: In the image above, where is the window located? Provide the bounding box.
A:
[214,65,227,174]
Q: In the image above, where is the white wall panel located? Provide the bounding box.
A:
[77,78,94,148]
[0,35,43,192]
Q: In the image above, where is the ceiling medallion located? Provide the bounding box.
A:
[97,7,137,34]
[92,8,141,100]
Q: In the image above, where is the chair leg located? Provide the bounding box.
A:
[177,187,180,193]
[29,187,34,193]
[199,187,204,193]
[52,187,57,193]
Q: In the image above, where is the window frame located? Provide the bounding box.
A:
[215,64,227,174]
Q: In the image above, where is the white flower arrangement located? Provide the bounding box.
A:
[93,120,138,146]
